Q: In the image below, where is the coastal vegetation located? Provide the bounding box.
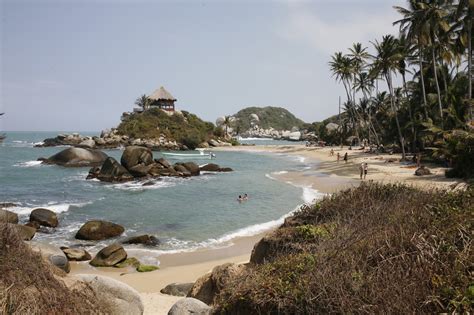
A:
[213,183,474,314]
[229,106,305,133]
[117,108,217,149]
[324,0,473,178]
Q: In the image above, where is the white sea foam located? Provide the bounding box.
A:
[109,180,176,191]
[14,160,43,167]
[9,201,92,215]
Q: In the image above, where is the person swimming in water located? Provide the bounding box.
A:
[243,193,249,201]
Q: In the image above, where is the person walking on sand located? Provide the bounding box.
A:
[359,162,368,180]
[337,152,340,162]
[329,149,334,156]
[343,152,348,163]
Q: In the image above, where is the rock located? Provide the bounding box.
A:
[120,146,154,171]
[0,209,18,224]
[198,142,210,148]
[128,164,153,177]
[86,166,101,179]
[13,224,36,240]
[217,167,233,172]
[200,163,220,172]
[215,116,225,126]
[61,247,92,261]
[41,147,108,167]
[25,221,41,230]
[415,166,431,176]
[0,202,17,208]
[29,208,58,228]
[161,283,194,297]
[122,234,160,246]
[155,158,171,169]
[114,257,141,268]
[181,162,200,176]
[174,164,191,177]
[136,264,159,272]
[250,237,272,264]
[188,263,245,305]
[288,131,301,141]
[168,298,211,315]
[29,241,70,273]
[325,122,339,133]
[78,139,96,149]
[159,167,179,177]
[90,243,127,267]
[249,113,259,122]
[208,139,219,147]
[71,274,144,315]
[97,157,134,182]
[76,220,125,240]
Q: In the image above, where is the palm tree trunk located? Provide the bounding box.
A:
[418,45,429,120]
[386,73,406,160]
[402,74,417,153]
[432,46,443,125]
[469,17,473,121]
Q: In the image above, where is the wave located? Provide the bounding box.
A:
[13,160,43,168]
[9,201,93,216]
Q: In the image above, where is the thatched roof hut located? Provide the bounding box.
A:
[148,86,176,112]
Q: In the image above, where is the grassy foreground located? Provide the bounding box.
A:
[214,183,474,314]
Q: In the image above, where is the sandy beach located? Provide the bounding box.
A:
[70,144,464,314]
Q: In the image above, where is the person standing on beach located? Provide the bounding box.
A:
[359,163,364,179]
[362,162,368,179]
[337,152,340,162]
[343,152,348,163]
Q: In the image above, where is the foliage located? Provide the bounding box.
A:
[231,106,305,132]
[214,183,474,314]
[116,108,216,149]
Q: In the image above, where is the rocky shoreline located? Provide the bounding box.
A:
[36,129,233,150]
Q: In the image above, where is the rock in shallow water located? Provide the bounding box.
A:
[29,208,58,228]
[75,220,125,240]
[0,209,18,224]
[40,147,108,167]
[122,234,160,246]
[96,157,134,182]
[121,146,154,170]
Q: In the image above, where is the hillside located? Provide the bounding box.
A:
[116,108,217,149]
[230,106,305,133]
[213,183,474,313]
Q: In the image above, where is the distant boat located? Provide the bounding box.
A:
[161,149,215,160]
[0,113,4,142]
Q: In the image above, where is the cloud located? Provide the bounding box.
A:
[279,2,401,56]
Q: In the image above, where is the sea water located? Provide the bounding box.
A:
[0,132,322,263]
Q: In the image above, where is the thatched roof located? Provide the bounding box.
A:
[149,86,176,101]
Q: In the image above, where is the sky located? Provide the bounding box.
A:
[1,0,405,132]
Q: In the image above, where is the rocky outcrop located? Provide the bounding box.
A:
[250,237,272,264]
[12,224,36,240]
[0,209,18,224]
[71,274,144,315]
[168,298,211,315]
[90,243,127,267]
[29,208,58,228]
[120,146,154,170]
[199,164,234,172]
[174,164,191,177]
[122,234,160,246]
[75,220,125,240]
[39,147,108,167]
[180,162,200,176]
[160,283,194,297]
[96,157,134,182]
[29,241,70,273]
[188,263,245,305]
[61,247,92,261]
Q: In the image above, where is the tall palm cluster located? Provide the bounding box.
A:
[329,0,472,163]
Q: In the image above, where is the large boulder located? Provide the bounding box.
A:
[71,274,144,315]
[0,209,18,223]
[120,146,154,171]
[155,158,171,169]
[181,162,200,176]
[29,241,70,273]
[122,234,160,246]
[415,166,431,176]
[159,167,179,177]
[250,237,272,264]
[40,147,108,167]
[90,243,127,267]
[61,247,92,261]
[29,208,58,228]
[76,220,125,240]
[12,224,36,240]
[168,298,211,315]
[188,263,245,305]
[78,138,96,149]
[174,164,191,177]
[160,283,194,297]
[97,157,134,182]
[128,164,153,177]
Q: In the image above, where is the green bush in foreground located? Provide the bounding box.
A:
[214,183,474,314]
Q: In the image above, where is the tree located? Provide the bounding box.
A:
[135,94,150,111]
[371,35,407,159]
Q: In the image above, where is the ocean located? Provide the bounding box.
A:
[0,132,321,264]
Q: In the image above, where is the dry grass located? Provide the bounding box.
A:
[0,224,105,314]
[214,183,474,314]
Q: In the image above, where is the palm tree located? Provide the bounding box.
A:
[135,94,150,111]
[329,52,354,103]
[348,43,370,100]
[394,1,431,120]
[371,35,407,159]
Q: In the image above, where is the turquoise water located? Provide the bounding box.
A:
[0,132,321,263]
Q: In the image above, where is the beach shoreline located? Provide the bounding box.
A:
[69,144,463,314]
